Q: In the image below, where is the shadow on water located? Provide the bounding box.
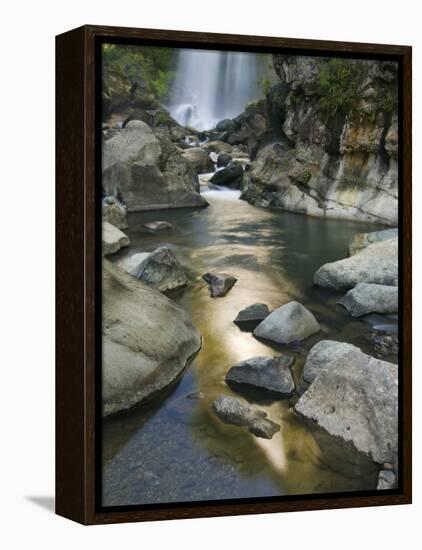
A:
[104,193,392,506]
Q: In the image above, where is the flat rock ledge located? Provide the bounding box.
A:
[338,283,398,317]
[302,340,360,384]
[212,395,280,439]
[253,301,320,345]
[295,348,398,468]
[102,260,201,417]
[102,221,130,256]
[203,272,237,297]
[234,303,270,330]
[226,355,295,398]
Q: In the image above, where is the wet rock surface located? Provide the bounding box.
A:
[212,395,280,439]
[226,355,295,398]
[234,303,270,330]
[203,272,237,297]
[143,221,172,231]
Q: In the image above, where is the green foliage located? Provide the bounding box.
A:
[259,77,272,96]
[102,44,175,100]
[375,89,397,113]
[316,59,362,121]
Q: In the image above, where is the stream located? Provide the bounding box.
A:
[103,186,397,506]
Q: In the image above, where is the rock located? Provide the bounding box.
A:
[295,349,398,467]
[102,121,207,211]
[181,147,214,174]
[377,469,397,490]
[314,238,398,289]
[233,303,270,330]
[216,119,236,133]
[203,272,237,297]
[201,140,233,154]
[367,330,399,358]
[212,395,280,439]
[338,283,398,317]
[302,340,360,384]
[217,153,232,168]
[349,228,399,256]
[102,260,201,416]
[102,196,128,229]
[102,221,130,256]
[128,247,188,292]
[143,221,172,231]
[226,355,295,398]
[209,163,244,188]
[253,301,320,345]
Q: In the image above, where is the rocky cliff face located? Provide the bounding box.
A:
[241,55,398,225]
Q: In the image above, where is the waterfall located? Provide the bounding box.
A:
[169,48,262,131]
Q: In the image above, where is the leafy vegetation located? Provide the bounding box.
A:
[102,44,176,100]
[316,58,363,121]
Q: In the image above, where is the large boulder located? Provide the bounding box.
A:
[181,147,214,174]
[209,163,244,188]
[349,228,398,256]
[102,260,201,416]
[102,222,130,256]
[226,355,295,398]
[203,272,237,297]
[302,340,360,384]
[212,395,280,439]
[102,120,207,211]
[234,303,270,330]
[125,247,188,293]
[253,301,320,345]
[217,153,232,168]
[338,283,398,317]
[295,349,398,467]
[314,238,398,289]
[102,196,128,229]
[201,140,233,154]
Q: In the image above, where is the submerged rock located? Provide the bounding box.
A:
[181,147,214,174]
[131,247,188,292]
[212,395,280,439]
[302,340,360,384]
[226,355,295,398]
[102,260,201,416]
[234,303,270,330]
[295,349,398,467]
[102,221,130,256]
[253,301,320,344]
[209,163,244,188]
[203,272,237,297]
[338,283,398,317]
[102,196,128,229]
[367,330,399,359]
[314,238,398,289]
[143,221,172,231]
[349,228,398,256]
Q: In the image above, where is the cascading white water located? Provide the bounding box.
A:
[169,48,261,131]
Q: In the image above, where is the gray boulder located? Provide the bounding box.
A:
[338,283,398,317]
[181,147,214,174]
[201,140,233,154]
[377,469,397,490]
[253,301,320,344]
[143,221,172,231]
[349,228,398,256]
[302,340,360,384]
[212,395,280,439]
[128,247,188,293]
[368,330,399,359]
[216,119,236,133]
[102,260,201,416]
[102,221,130,256]
[102,196,128,229]
[217,153,232,168]
[203,272,237,297]
[226,355,295,398]
[209,163,244,188]
[314,238,398,289]
[234,303,270,330]
[295,349,398,467]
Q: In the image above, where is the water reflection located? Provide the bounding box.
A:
[104,192,388,506]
